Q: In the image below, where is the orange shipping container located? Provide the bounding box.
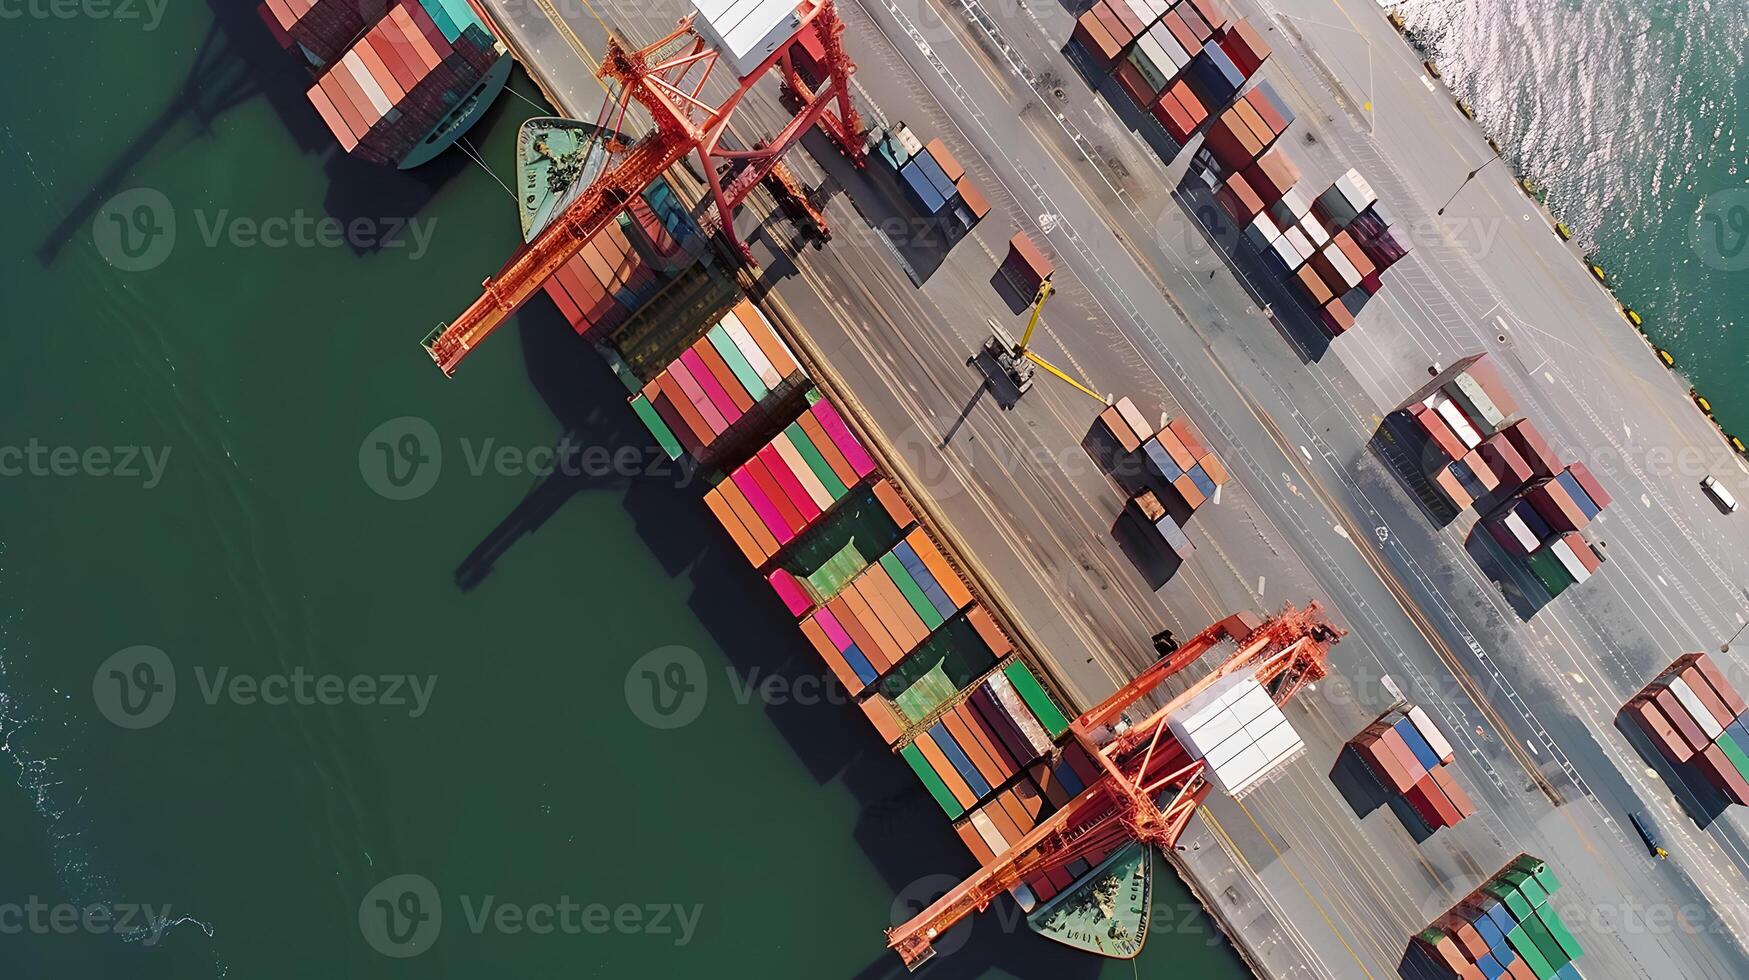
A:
[965,605,1013,657]
[704,487,767,565]
[859,695,905,743]
[914,733,978,808]
[829,595,891,672]
[906,529,973,609]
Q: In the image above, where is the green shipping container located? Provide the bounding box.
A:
[1501,869,1549,910]
[785,422,849,499]
[1519,914,1568,969]
[1507,924,1556,978]
[1507,854,1560,897]
[1483,881,1535,923]
[890,662,958,723]
[1534,904,1583,961]
[1004,660,1070,738]
[1526,547,1574,596]
[708,326,768,400]
[881,553,944,630]
[1717,730,1749,784]
[899,742,964,818]
[630,394,685,461]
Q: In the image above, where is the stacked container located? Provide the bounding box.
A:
[1167,671,1306,797]
[794,527,975,694]
[876,604,1019,724]
[543,203,676,337]
[1398,354,1524,509]
[948,740,1097,907]
[1072,0,1270,146]
[1127,489,1195,560]
[1141,414,1230,512]
[1349,705,1475,831]
[1407,854,1584,980]
[1622,652,1749,806]
[299,0,510,167]
[767,478,916,614]
[901,659,1071,817]
[873,124,991,233]
[1202,82,1294,172]
[260,0,372,66]
[703,394,879,566]
[631,300,806,461]
[1482,452,1610,598]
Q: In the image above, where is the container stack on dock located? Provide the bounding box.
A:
[1071,0,1269,146]
[871,123,992,234]
[1482,455,1610,598]
[1349,704,1475,831]
[544,182,701,337]
[291,0,510,167]
[1622,652,1749,805]
[1397,354,1611,596]
[1407,854,1585,980]
[1090,397,1228,561]
[630,299,807,462]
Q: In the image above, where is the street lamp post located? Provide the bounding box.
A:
[1723,619,1749,654]
[1437,153,1505,216]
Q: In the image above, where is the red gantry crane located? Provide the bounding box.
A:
[423,0,863,375]
[886,603,1345,970]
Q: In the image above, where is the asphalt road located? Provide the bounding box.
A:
[467,0,1749,975]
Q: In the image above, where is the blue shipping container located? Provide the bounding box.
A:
[1394,717,1442,771]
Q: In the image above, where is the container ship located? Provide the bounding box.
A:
[257,0,513,168]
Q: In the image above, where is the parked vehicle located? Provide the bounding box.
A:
[1701,475,1738,514]
[1629,810,1668,859]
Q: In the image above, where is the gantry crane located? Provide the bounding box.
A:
[885,602,1344,970]
[424,0,863,375]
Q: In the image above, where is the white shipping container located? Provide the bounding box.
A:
[1244,213,1280,252]
[1284,226,1314,262]
[1448,372,1507,432]
[1300,215,1331,248]
[1668,676,1724,740]
[1549,538,1591,582]
[1433,396,1483,449]
[1215,718,1305,796]
[1406,706,1455,765]
[1325,245,1361,288]
[1501,511,1538,552]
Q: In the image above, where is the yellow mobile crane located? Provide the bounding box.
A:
[982,280,1104,403]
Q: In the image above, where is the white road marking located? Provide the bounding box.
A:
[1258,575,1267,596]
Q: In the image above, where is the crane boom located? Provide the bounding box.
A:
[885,603,1342,969]
[425,0,864,375]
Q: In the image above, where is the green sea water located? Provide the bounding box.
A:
[0,4,1246,978]
[1401,0,1749,446]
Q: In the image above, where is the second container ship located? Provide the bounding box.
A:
[258,0,513,168]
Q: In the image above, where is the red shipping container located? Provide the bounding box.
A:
[1218,18,1271,76]
[1626,697,1694,764]
[1073,12,1123,68]
[1565,460,1613,510]
[1479,433,1533,491]
[1502,419,1560,478]
[1652,688,1711,755]
[1695,653,1749,715]
[1430,766,1475,820]
[1406,771,1459,828]
[1682,666,1737,729]
[1215,171,1265,223]
[1700,742,1749,805]
[1091,1,1128,43]
[1201,116,1258,172]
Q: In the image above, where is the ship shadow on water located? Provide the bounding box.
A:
[458,304,1107,980]
[38,0,520,265]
